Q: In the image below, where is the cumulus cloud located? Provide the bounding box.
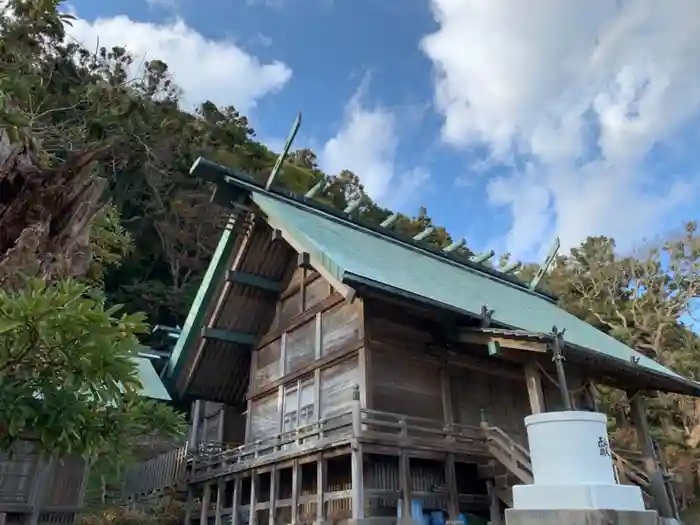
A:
[421,0,700,256]
[65,14,292,112]
[321,83,430,208]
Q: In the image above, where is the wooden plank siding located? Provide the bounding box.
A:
[246,267,364,445]
[364,299,533,445]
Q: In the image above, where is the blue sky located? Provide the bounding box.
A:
[65,0,700,262]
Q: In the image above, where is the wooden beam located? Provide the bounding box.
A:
[351,446,364,520]
[316,454,325,524]
[268,467,278,525]
[201,483,212,525]
[529,236,560,291]
[231,477,241,525]
[487,340,501,356]
[455,331,548,353]
[440,369,453,424]
[470,250,495,263]
[358,345,369,409]
[265,112,301,191]
[298,252,312,269]
[226,271,283,293]
[487,480,502,525]
[263,222,356,302]
[202,327,257,346]
[248,340,362,401]
[399,451,411,523]
[627,392,675,519]
[215,479,224,525]
[271,228,284,243]
[380,213,399,229]
[445,453,459,519]
[443,238,465,253]
[258,294,343,348]
[249,473,257,525]
[524,361,545,414]
[291,460,300,525]
[413,227,434,241]
[185,487,194,525]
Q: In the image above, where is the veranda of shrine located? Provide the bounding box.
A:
[119,154,700,525]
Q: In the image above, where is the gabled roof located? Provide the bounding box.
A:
[169,157,700,398]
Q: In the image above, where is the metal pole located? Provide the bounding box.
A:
[551,326,572,410]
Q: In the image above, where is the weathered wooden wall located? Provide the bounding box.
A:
[364,300,532,441]
[246,267,363,443]
[0,440,89,519]
[189,401,246,448]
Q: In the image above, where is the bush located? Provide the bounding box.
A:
[77,501,184,525]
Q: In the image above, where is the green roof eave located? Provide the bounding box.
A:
[132,357,172,401]
[163,218,242,393]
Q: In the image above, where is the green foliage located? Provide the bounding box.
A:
[88,206,134,285]
[8,0,700,495]
[0,278,185,458]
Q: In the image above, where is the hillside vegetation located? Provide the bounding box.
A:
[3,0,700,507]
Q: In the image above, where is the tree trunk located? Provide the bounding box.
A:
[0,130,107,288]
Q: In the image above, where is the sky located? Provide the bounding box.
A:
[62,0,700,262]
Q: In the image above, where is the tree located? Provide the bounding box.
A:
[0,0,186,486]
[0,279,184,458]
[530,227,700,472]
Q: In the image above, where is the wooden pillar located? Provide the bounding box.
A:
[231,478,241,525]
[217,406,226,443]
[249,473,257,525]
[291,460,300,525]
[215,479,225,525]
[269,467,278,525]
[190,400,203,452]
[440,369,454,423]
[316,454,325,524]
[201,483,212,525]
[486,481,501,525]
[185,487,194,525]
[399,451,411,523]
[351,447,364,519]
[627,391,674,518]
[584,382,599,411]
[524,361,545,414]
[444,453,459,519]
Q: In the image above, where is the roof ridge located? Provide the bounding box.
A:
[191,157,558,303]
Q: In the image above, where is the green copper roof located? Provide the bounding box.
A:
[179,156,699,397]
[132,357,171,401]
[252,192,689,386]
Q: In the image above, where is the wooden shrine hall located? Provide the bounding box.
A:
[121,151,699,525]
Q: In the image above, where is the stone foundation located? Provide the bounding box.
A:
[505,508,659,525]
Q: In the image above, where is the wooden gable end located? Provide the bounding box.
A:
[179,218,296,404]
[246,261,365,443]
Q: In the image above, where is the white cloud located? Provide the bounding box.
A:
[321,83,429,207]
[65,14,292,112]
[421,0,700,256]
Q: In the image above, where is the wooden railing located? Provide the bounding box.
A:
[121,446,188,500]
[359,409,485,453]
[191,411,353,479]
[481,425,533,485]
